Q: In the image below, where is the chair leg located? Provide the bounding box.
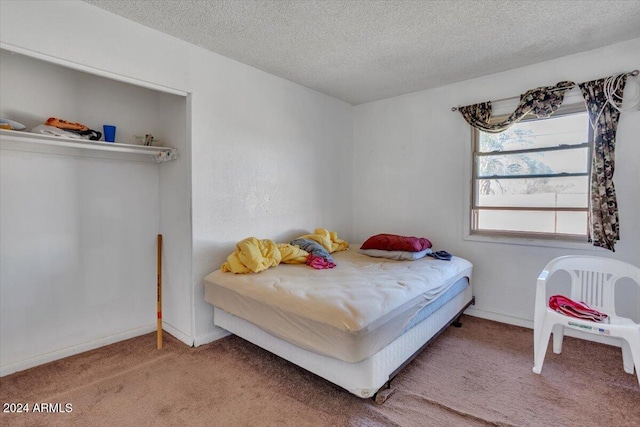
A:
[618,330,640,386]
[628,334,640,386]
[621,340,634,375]
[632,343,640,386]
[552,324,564,354]
[533,320,554,374]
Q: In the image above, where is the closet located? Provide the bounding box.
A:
[0,47,192,376]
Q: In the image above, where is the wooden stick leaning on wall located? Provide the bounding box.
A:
[157,234,163,350]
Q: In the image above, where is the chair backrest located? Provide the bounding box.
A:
[543,255,640,316]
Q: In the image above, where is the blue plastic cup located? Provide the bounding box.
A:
[103,125,116,143]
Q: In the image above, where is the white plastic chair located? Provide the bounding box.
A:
[532,255,640,385]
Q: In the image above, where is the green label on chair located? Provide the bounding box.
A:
[567,321,610,335]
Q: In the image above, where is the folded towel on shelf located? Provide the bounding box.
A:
[31,124,89,139]
[44,117,102,140]
[45,117,89,131]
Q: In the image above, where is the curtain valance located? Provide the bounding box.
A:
[457,81,575,133]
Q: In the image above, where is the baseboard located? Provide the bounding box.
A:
[193,326,230,347]
[161,321,193,347]
[464,307,533,329]
[0,324,156,377]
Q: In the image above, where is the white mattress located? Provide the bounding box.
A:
[204,249,473,362]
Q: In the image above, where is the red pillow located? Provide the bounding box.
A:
[360,234,432,252]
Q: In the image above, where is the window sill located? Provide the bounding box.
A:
[463,232,605,251]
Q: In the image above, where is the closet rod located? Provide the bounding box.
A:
[450,69,639,112]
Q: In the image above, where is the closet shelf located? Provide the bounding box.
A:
[0,129,177,163]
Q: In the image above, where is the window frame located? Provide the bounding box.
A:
[468,103,592,243]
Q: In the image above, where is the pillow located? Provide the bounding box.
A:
[358,248,432,261]
[360,233,432,252]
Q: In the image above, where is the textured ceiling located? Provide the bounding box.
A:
[82,0,640,105]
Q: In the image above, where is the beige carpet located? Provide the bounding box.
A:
[1,316,639,427]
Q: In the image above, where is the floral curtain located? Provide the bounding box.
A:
[458,81,575,133]
[579,76,627,252]
[458,75,630,251]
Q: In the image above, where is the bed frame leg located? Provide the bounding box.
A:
[453,296,474,327]
[374,382,396,405]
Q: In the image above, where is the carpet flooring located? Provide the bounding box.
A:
[1,316,639,426]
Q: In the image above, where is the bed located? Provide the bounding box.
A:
[204,248,473,399]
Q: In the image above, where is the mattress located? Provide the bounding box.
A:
[204,249,473,363]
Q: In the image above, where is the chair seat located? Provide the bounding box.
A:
[546,308,637,328]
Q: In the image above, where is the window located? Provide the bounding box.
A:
[471,106,591,240]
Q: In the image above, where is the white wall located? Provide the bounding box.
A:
[0,0,353,372]
[0,149,160,371]
[353,38,640,327]
[189,50,354,343]
[158,92,192,344]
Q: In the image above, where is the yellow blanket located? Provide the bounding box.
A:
[297,228,349,253]
[221,228,349,274]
